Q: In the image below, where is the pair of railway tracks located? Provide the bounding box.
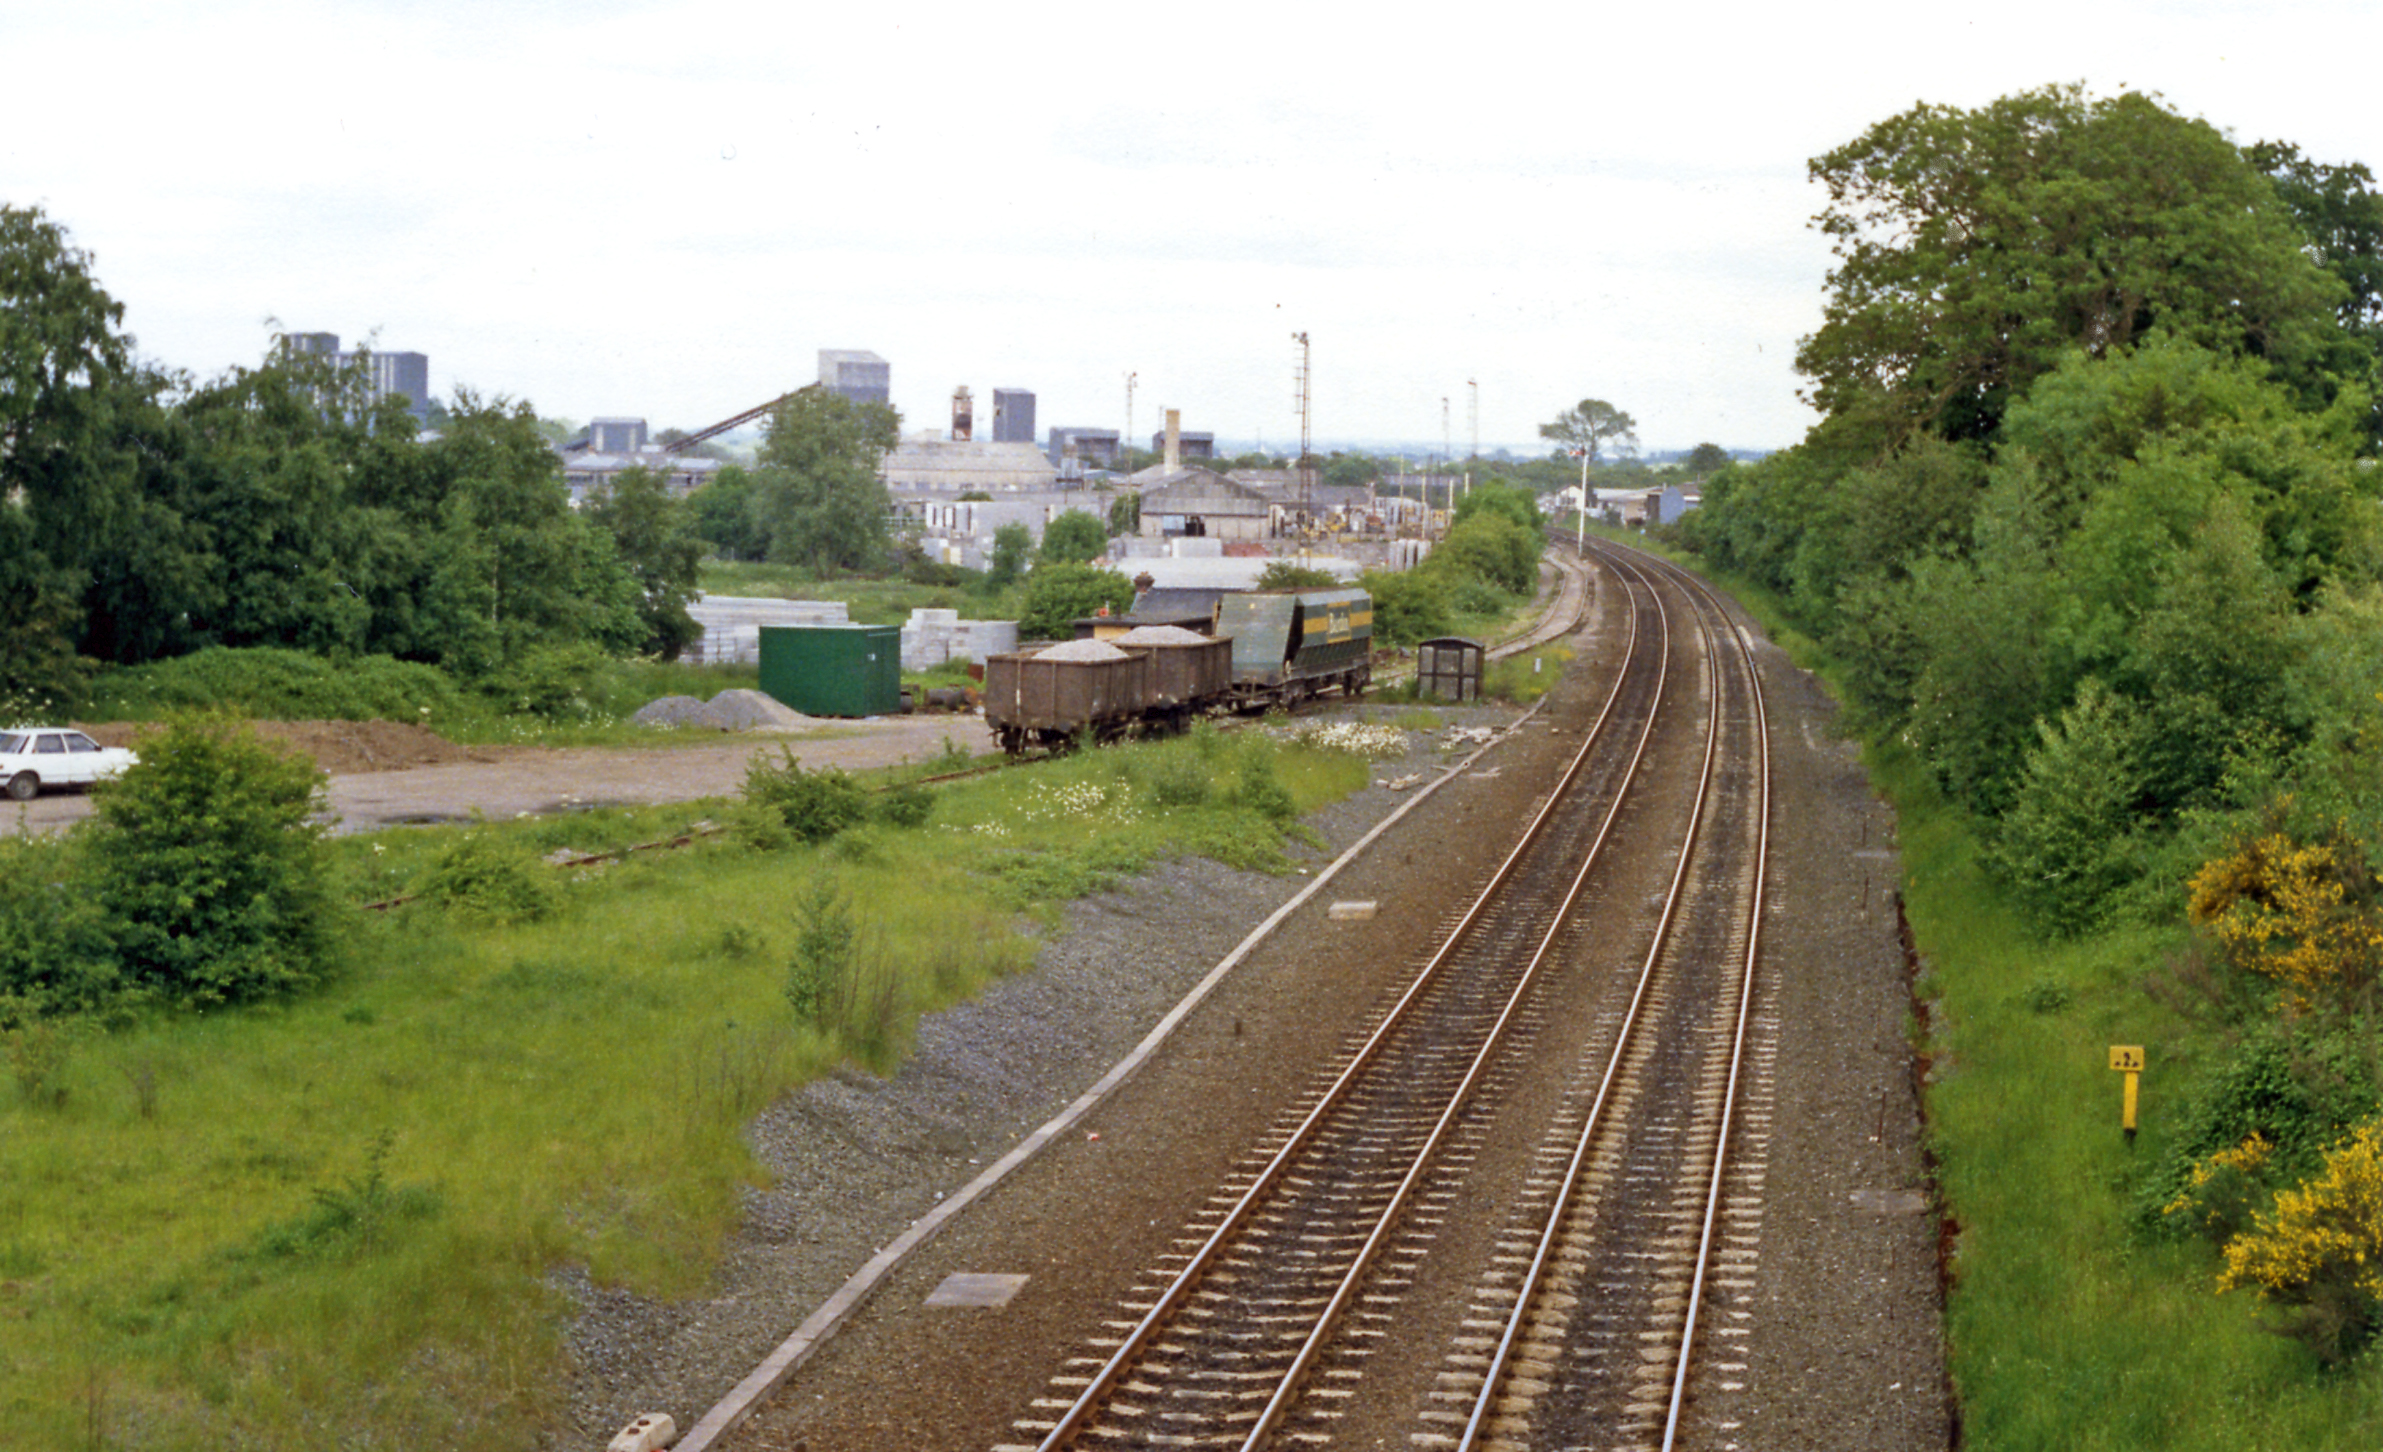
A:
[999,539,1772,1451]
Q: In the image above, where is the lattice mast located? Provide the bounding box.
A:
[1292,332,1313,516]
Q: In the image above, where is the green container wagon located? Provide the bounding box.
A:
[758,624,903,717]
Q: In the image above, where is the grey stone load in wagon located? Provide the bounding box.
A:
[1110,624,1212,646]
[1035,638,1131,662]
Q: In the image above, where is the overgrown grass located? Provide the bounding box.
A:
[0,723,1393,1447]
[1878,737,2383,1448]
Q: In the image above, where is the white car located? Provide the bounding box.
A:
[0,728,140,800]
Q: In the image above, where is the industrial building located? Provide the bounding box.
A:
[277,331,431,420]
[1046,426,1120,469]
[992,388,1036,444]
[555,416,724,503]
[818,349,890,406]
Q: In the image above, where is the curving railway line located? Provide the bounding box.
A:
[996,539,1776,1452]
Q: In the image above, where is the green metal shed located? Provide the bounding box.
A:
[757,624,903,717]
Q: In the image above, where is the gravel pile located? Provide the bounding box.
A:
[1032,639,1128,662]
[628,691,821,733]
[1109,625,1211,646]
[706,689,818,731]
[550,701,1524,1446]
[629,695,725,730]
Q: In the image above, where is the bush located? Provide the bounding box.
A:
[873,780,935,829]
[1361,569,1454,647]
[784,873,857,1028]
[0,835,120,1017]
[1230,754,1297,823]
[1037,509,1108,565]
[1018,563,1135,640]
[487,641,616,721]
[1988,680,2150,937]
[742,749,869,844]
[2220,1119,2383,1363]
[84,715,337,1007]
[83,646,461,723]
[416,830,558,922]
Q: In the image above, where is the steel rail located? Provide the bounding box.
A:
[1233,549,1699,1450]
[1032,549,1648,1451]
[1657,553,1773,1452]
[1449,543,1742,1450]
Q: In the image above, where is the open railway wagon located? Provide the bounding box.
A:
[1219,586,1372,707]
[980,642,1155,754]
[983,589,1369,755]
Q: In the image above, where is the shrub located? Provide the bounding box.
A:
[0,835,120,1017]
[1230,754,1297,823]
[2187,815,2382,1012]
[416,830,557,922]
[1017,563,1134,640]
[85,715,336,1007]
[1988,680,2149,938]
[2220,1119,2383,1363]
[83,646,461,723]
[1362,568,1453,647]
[742,749,869,844]
[784,873,857,1028]
[488,641,616,721]
[873,780,936,830]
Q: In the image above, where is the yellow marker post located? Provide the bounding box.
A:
[2110,1046,2146,1142]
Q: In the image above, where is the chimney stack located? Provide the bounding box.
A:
[1164,408,1181,472]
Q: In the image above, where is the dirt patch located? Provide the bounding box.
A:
[77,719,489,775]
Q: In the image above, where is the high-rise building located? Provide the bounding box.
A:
[819,350,890,407]
[275,332,430,419]
[992,388,1035,444]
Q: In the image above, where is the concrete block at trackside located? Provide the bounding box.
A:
[607,1412,676,1451]
[1328,901,1377,921]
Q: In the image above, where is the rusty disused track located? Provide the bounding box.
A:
[1001,542,1776,1451]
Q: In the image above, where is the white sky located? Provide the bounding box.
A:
[6,0,2378,456]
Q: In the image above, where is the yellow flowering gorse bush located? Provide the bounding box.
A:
[2187,816,2383,1010]
[2218,1120,2383,1361]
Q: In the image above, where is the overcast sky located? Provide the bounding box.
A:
[7,0,2378,457]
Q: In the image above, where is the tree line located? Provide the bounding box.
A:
[1673,83,2383,1357]
[0,206,723,714]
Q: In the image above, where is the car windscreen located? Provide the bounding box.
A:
[0,734,23,754]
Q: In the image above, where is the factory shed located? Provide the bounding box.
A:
[1136,468,1272,542]
[881,437,1058,493]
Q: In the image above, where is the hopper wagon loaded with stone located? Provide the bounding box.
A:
[981,588,1371,755]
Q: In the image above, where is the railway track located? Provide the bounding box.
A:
[996,538,1774,1451]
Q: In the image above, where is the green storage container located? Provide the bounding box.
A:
[758,624,903,717]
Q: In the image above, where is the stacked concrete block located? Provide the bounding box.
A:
[902,608,1018,669]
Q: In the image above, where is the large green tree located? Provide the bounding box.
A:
[1539,398,1637,465]
[753,386,900,577]
[1037,508,1107,565]
[585,467,702,659]
[1799,86,2350,447]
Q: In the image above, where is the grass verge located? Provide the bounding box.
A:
[0,722,1399,1448]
